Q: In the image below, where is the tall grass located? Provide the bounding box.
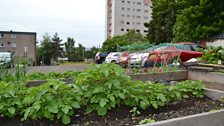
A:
[0,59,27,82]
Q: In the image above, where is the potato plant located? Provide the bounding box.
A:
[21,80,81,124]
[0,63,206,125]
[76,64,133,116]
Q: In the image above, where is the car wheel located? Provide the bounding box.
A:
[111,60,116,63]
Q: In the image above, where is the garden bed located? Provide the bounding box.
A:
[1,64,224,126]
[129,70,188,82]
[0,97,223,126]
[188,70,224,91]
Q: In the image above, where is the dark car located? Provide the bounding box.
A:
[95,52,110,64]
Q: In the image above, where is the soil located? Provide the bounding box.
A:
[0,97,223,126]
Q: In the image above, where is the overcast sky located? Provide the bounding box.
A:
[0,0,105,47]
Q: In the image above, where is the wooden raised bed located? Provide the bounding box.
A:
[188,71,224,91]
[129,70,188,82]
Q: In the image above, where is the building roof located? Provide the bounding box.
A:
[0,31,36,35]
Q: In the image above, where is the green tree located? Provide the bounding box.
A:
[64,37,76,61]
[75,43,85,61]
[173,0,224,42]
[51,33,64,61]
[85,46,99,59]
[145,0,178,44]
[101,30,147,52]
[37,33,54,65]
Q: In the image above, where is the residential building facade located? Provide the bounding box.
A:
[0,31,36,65]
[105,0,152,38]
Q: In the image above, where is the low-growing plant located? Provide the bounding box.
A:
[21,80,81,124]
[0,63,207,125]
[0,82,27,117]
[26,71,80,81]
[76,63,133,116]
[139,118,156,124]
[130,107,140,117]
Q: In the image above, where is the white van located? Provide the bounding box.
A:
[0,52,13,66]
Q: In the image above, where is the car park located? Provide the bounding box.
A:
[144,46,203,67]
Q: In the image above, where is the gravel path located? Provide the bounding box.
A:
[27,64,90,73]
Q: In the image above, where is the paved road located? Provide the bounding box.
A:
[27,64,90,73]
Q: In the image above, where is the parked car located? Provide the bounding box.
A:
[105,52,120,63]
[118,51,130,67]
[129,52,149,67]
[145,46,203,67]
[95,52,110,64]
[0,52,14,68]
[175,42,205,51]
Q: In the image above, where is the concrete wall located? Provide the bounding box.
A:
[206,39,224,47]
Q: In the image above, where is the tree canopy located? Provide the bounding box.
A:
[145,0,224,44]
[173,0,224,42]
[101,30,148,52]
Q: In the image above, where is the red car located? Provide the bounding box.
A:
[118,51,129,67]
[145,46,203,67]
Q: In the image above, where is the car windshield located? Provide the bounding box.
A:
[154,46,170,51]
[99,52,108,57]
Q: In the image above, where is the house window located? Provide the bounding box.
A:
[127,15,130,18]
[136,30,140,32]
[11,34,16,38]
[137,2,141,5]
[121,14,125,17]
[144,10,149,13]
[127,22,130,25]
[127,8,130,11]
[0,43,5,47]
[137,16,141,19]
[24,47,28,57]
[121,29,124,31]
[136,22,141,25]
[121,7,125,10]
[137,9,141,12]
[0,34,4,38]
[144,17,149,19]
[127,29,129,32]
[122,0,125,3]
[127,1,130,4]
[144,30,148,33]
[11,43,16,48]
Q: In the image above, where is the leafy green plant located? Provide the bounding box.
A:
[0,82,26,117]
[26,71,79,81]
[130,107,140,117]
[76,63,133,116]
[197,46,224,64]
[139,118,156,124]
[22,80,81,124]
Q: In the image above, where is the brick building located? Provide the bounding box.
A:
[0,31,36,65]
